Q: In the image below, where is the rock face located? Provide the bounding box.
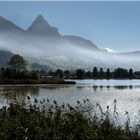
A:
[0,15,140,70]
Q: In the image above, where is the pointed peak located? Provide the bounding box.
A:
[36,15,44,20]
[34,15,48,23]
[30,15,50,28]
[27,15,61,37]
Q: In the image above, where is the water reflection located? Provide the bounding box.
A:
[129,85,133,89]
[114,86,128,90]
[107,86,110,90]
[93,86,98,91]
[76,86,85,90]
[0,85,136,103]
[0,84,138,110]
[0,80,140,126]
[0,86,40,105]
[99,86,103,91]
[92,85,134,91]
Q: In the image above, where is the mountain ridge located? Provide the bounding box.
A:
[0,15,140,70]
[0,16,24,32]
[0,15,98,50]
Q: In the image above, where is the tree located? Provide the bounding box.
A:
[64,70,70,78]
[134,71,140,78]
[93,67,98,78]
[76,69,85,79]
[106,68,111,78]
[30,70,39,79]
[0,67,4,79]
[40,69,47,75]
[114,68,128,78]
[86,71,92,78]
[128,68,133,78]
[99,68,104,78]
[47,70,55,76]
[55,69,64,79]
[8,54,26,71]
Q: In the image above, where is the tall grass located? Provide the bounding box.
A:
[0,97,139,140]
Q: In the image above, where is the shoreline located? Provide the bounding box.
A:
[0,79,76,85]
[0,84,76,87]
[0,79,140,86]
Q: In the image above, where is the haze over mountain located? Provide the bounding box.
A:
[0,50,14,68]
[0,15,140,70]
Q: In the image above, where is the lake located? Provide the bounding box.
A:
[0,79,140,126]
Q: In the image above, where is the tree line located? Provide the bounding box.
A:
[0,54,140,80]
[48,67,140,79]
[74,67,134,79]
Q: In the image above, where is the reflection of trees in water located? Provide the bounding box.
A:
[114,86,131,90]
[28,87,39,96]
[99,86,103,91]
[92,85,134,91]
[107,86,110,90]
[93,86,98,91]
[41,85,71,90]
[93,86,110,91]
[0,86,39,104]
[76,86,85,90]
[128,85,133,89]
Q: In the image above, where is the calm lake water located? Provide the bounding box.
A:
[1,79,140,126]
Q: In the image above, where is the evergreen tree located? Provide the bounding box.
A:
[106,68,111,78]
[93,67,98,78]
[114,68,128,78]
[99,68,104,78]
[128,68,133,78]
[86,71,92,78]
[76,69,85,79]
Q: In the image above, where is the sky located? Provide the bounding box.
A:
[0,1,140,52]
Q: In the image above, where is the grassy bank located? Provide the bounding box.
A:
[0,98,139,140]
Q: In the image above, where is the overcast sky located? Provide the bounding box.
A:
[0,1,140,52]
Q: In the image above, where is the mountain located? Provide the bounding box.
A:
[27,15,60,37]
[0,16,24,32]
[0,49,51,70]
[0,15,140,70]
[63,35,98,50]
[0,50,14,67]
[118,51,140,57]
